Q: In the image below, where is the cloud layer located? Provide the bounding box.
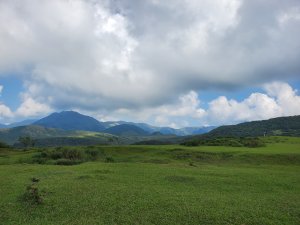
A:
[94,82,300,127]
[0,0,299,125]
[0,81,299,126]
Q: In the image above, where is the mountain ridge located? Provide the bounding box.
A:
[1,111,214,136]
[33,111,106,132]
[104,124,150,136]
[185,115,300,142]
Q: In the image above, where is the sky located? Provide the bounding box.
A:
[0,0,300,128]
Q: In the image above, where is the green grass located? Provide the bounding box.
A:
[0,136,299,224]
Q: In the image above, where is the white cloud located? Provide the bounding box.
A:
[0,103,13,119]
[15,93,52,118]
[93,82,300,127]
[0,80,299,127]
[204,82,300,125]
[0,0,299,113]
[0,92,52,122]
[0,85,13,120]
[206,93,282,124]
[101,91,206,128]
[264,82,300,116]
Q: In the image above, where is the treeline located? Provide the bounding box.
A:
[181,137,266,148]
[205,115,300,138]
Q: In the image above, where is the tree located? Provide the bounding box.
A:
[18,136,35,148]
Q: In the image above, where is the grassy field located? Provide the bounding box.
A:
[0,136,299,224]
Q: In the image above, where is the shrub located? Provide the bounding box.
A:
[18,136,35,148]
[242,138,265,148]
[181,140,199,146]
[55,159,82,165]
[189,161,196,167]
[62,149,83,160]
[105,156,115,163]
[0,141,10,148]
[22,178,43,205]
[182,137,265,148]
[32,148,83,165]
[85,149,99,160]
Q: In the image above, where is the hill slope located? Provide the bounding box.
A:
[0,125,74,144]
[6,119,36,128]
[0,125,122,146]
[34,111,105,132]
[104,124,150,136]
[103,121,214,136]
[205,115,300,138]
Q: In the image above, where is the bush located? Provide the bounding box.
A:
[55,159,82,165]
[62,149,83,160]
[22,178,43,205]
[181,140,199,146]
[32,148,84,165]
[181,137,267,148]
[0,141,10,148]
[31,147,109,165]
[242,138,265,148]
[105,156,115,163]
[85,149,99,160]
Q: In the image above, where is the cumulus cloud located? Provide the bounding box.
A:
[0,86,51,121]
[0,103,13,119]
[15,93,52,118]
[0,0,299,111]
[264,82,300,116]
[0,85,13,120]
[202,82,300,125]
[95,82,300,127]
[0,0,299,125]
[205,93,282,124]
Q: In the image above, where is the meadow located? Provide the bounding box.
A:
[0,136,299,225]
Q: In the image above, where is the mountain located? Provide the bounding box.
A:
[0,125,122,146]
[102,121,157,132]
[0,125,74,144]
[6,119,36,128]
[2,110,214,136]
[0,124,184,147]
[34,111,105,132]
[103,124,150,136]
[102,121,214,136]
[204,115,300,138]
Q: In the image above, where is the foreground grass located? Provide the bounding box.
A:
[0,136,299,224]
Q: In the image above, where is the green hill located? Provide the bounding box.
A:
[0,125,182,147]
[205,115,300,138]
[181,115,300,146]
[0,125,73,145]
[103,124,150,136]
[0,125,119,146]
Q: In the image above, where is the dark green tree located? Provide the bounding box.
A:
[18,136,35,148]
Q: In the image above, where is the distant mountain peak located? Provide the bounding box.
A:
[34,111,105,132]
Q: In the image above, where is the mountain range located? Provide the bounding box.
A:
[1,111,299,147]
[0,111,213,145]
[1,111,215,136]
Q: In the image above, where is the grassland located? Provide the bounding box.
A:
[0,136,299,224]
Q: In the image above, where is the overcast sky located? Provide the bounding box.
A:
[0,0,300,127]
